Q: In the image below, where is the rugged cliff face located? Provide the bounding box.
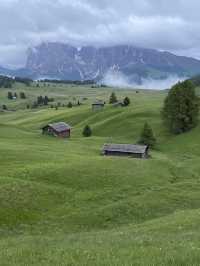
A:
[4,42,200,83]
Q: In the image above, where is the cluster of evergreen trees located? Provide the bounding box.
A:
[138,79,200,147]
[109,92,131,106]
[31,98,82,110]
[8,91,26,99]
[30,96,54,109]
[36,96,54,106]
[50,100,82,110]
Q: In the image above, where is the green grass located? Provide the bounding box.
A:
[0,83,200,265]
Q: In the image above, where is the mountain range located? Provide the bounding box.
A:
[2,42,200,84]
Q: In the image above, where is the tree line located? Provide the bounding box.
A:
[39,79,96,85]
[0,76,14,88]
[0,75,33,88]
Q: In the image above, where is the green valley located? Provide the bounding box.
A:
[0,82,200,265]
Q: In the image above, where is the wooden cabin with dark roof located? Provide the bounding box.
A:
[42,122,71,138]
[92,100,105,111]
[102,144,149,159]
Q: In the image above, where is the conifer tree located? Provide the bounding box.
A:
[7,91,13,99]
[67,102,73,108]
[123,96,130,106]
[44,96,49,105]
[162,80,199,134]
[20,92,26,99]
[37,96,43,105]
[139,122,156,148]
[2,104,7,110]
[82,125,92,137]
[109,92,118,104]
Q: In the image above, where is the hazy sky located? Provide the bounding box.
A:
[1,0,200,68]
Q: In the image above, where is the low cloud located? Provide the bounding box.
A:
[138,76,188,90]
[101,70,187,90]
[101,70,131,88]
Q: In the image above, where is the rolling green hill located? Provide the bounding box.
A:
[0,83,200,265]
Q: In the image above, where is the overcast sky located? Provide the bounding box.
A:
[1,0,200,68]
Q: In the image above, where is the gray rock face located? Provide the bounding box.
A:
[23,42,200,82]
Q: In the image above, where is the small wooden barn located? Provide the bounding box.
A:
[102,144,149,159]
[42,122,71,138]
[92,101,105,111]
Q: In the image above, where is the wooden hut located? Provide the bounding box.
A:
[42,122,71,138]
[92,101,105,111]
[102,144,149,159]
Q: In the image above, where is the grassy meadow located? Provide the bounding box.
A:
[0,82,200,265]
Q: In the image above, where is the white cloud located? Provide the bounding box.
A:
[101,70,188,90]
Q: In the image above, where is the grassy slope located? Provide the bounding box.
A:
[0,83,200,265]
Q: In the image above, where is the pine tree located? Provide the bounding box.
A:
[109,92,118,104]
[44,96,49,105]
[139,122,156,148]
[82,125,92,137]
[20,92,26,99]
[2,104,7,110]
[162,80,199,134]
[37,96,43,105]
[123,96,130,106]
[67,102,73,108]
[8,91,13,99]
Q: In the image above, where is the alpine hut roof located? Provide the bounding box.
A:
[92,100,105,106]
[102,144,148,154]
[46,122,71,133]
